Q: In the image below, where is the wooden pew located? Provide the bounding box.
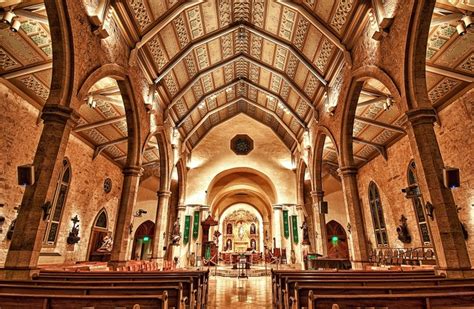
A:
[271,269,440,307]
[36,269,209,308]
[306,290,474,309]
[293,283,474,308]
[0,292,169,309]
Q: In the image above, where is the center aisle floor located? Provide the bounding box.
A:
[207,276,272,308]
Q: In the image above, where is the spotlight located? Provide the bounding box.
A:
[87,96,97,108]
[383,96,392,111]
[462,15,473,28]
[10,18,21,32]
[456,21,467,36]
[1,11,15,25]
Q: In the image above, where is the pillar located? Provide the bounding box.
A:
[109,165,142,268]
[272,204,283,249]
[339,166,369,269]
[404,108,472,277]
[1,105,79,280]
[310,190,328,256]
[151,190,172,263]
[175,204,187,267]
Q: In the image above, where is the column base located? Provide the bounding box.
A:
[435,267,474,278]
[0,267,40,280]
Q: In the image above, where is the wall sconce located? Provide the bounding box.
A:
[425,201,434,220]
[66,215,81,245]
[41,201,52,220]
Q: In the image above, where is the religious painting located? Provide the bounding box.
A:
[226,223,233,235]
[250,223,256,235]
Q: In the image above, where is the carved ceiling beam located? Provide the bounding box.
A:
[185,98,298,150]
[326,147,368,162]
[243,78,306,128]
[74,115,126,133]
[14,9,48,24]
[1,61,52,79]
[182,97,298,145]
[168,54,313,115]
[175,79,241,127]
[244,55,315,109]
[133,0,204,51]
[92,94,124,105]
[142,159,160,168]
[430,13,463,27]
[276,0,352,66]
[114,146,155,161]
[155,22,326,85]
[322,159,339,169]
[426,65,474,83]
[167,53,241,110]
[352,136,387,160]
[93,136,128,160]
[354,115,405,134]
[357,97,385,107]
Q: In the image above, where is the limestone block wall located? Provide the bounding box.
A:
[0,82,124,266]
[356,92,474,263]
[0,83,43,265]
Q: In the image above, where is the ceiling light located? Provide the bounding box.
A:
[209,94,217,100]
[457,21,467,35]
[10,18,21,32]
[1,11,15,25]
[199,103,205,109]
[226,87,232,93]
[462,15,472,28]
[87,96,97,109]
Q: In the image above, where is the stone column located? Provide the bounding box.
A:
[272,204,283,249]
[175,204,187,267]
[339,166,369,270]
[151,190,172,263]
[404,108,472,277]
[1,105,79,280]
[311,190,328,256]
[109,165,142,269]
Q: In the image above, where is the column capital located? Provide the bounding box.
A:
[41,104,80,126]
[272,204,283,210]
[178,204,187,211]
[310,190,324,199]
[157,190,172,197]
[404,108,437,127]
[338,166,358,176]
[122,166,143,177]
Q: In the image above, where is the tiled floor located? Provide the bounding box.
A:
[207,276,272,308]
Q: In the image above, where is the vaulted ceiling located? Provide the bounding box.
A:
[0,0,472,167]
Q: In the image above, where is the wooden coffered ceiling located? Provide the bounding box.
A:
[116,0,358,151]
[0,0,472,167]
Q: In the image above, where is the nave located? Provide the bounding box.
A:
[1,0,474,308]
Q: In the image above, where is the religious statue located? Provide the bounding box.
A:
[290,249,296,264]
[66,215,81,245]
[396,215,411,243]
[213,230,221,246]
[97,235,113,252]
[188,252,196,267]
[226,239,232,251]
[250,223,256,234]
[300,220,310,245]
[238,224,244,240]
[171,218,181,245]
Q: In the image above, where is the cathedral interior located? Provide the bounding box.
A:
[0,0,473,308]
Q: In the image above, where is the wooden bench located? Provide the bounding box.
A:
[0,283,185,309]
[307,290,474,309]
[35,270,209,308]
[0,292,169,309]
[293,283,474,308]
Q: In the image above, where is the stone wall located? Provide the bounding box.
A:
[0,82,124,266]
[356,91,474,263]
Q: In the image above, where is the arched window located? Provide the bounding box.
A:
[44,159,71,245]
[368,182,388,246]
[407,160,431,244]
[95,209,108,229]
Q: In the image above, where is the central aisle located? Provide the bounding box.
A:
[208,276,272,308]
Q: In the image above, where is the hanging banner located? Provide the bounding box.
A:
[183,215,191,245]
[292,215,299,244]
[283,210,289,239]
[193,211,200,240]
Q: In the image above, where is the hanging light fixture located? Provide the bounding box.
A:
[383,96,392,111]
[87,96,97,108]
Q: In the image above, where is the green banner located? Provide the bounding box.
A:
[283,210,289,239]
[183,216,191,245]
[193,211,200,240]
[292,215,299,244]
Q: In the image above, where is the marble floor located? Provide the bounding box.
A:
[207,276,272,308]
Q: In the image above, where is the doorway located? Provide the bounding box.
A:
[131,220,155,260]
[326,220,349,259]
